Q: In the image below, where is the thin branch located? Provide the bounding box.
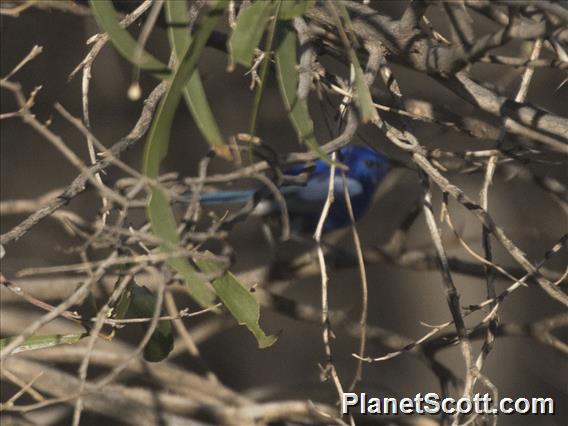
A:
[0,81,167,245]
[0,80,128,206]
[342,171,369,392]
[313,152,347,413]
[163,290,220,384]
[0,253,118,360]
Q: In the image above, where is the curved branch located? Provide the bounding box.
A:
[305,1,568,149]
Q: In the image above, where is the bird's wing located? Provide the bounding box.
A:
[281,174,363,213]
[182,189,256,205]
[182,175,364,217]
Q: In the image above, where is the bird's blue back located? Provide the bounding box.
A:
[283,146,390,232]
[196,146,390,233]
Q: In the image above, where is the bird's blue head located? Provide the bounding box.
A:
[339,145,391,188]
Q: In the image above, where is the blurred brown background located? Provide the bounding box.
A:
[1,2,567,425]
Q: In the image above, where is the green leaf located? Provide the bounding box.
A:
[165,0,230,159]
[147,189,215,307]
[111,281,134,321]
[143,2,227,308]
[334,3,378,123]
[351,54,377,123]
[274,24,331,163]
[278,0,315,20]
[228,0,276,69]
[91,0,231,157]
[126,283,173,362]
[0,334,85,354]
[195,253,278,349]
[89,0,169,76]
[248,0,281,136]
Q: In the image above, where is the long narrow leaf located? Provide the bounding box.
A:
[248,0,281,136]
[89,0,169,76]
[0,334,85,354]
[275,24,331,162]
[334,2,378,123]
[90,0,230,156]
[143,2,228,308]
[165,0,230,159]
[126,283,173,362]
[195,254,278,349]
[228,0,276,69]
[146,189,215,307]
[279,0,316,20]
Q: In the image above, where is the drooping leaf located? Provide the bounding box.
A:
[0,334,85,354]
[195,253,278,349]
[143,2,227,308]
[228,0,276,69]
[275,24,331,163]
[146,189,215,307]
[126,283,173,362]
[334,3,378,123]
[278,0,315,20]
[90,0,231,157]
[111,280,134,321]
[248,0,281,136]
[89,0,169,76]
[165,0,230,159]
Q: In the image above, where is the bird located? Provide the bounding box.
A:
[193,145,391,234]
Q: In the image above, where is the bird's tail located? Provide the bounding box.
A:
[184,189,256,205]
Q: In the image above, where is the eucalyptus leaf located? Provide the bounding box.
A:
[126,283,173,362]
[143,2,226,308]
[165,0,230,159]
[90,0,230,156]
[146,188,215,308]
[111,281,134,321]
[334,3,378,123]
[248,0,281,136]
[0,334,85,355]
[278,0,315,20]
[275,24,331,163]
[195,253,278,349]
[89,0,169,76]
[229,0,276,68]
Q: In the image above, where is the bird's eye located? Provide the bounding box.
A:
[364,160,378,168]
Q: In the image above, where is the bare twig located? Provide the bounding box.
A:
[0,253,118,360]
[313,152,348,416]
[342,172,369,391]
[0,82,167,245]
